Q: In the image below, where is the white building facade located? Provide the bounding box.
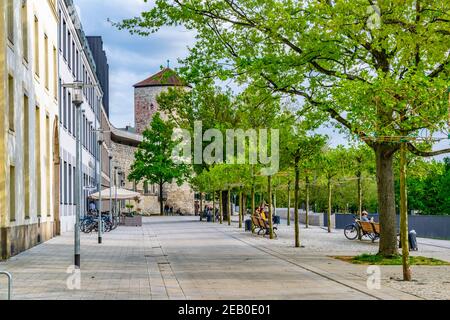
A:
[57,0,103,233]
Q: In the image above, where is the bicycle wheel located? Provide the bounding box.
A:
[344,224,359,240]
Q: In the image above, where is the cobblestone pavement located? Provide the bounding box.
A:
[0,216,448,300]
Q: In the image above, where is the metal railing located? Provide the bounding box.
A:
[0,271,12,300]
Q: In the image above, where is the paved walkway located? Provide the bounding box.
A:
[0,216,449,300]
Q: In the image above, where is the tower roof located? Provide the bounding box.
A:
[133,68,190,88]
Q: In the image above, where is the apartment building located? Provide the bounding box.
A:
[58,0,109,233]
[0,0,60,259]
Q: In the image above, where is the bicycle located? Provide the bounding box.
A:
[344,216,361,240]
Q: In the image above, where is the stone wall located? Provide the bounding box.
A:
[1,221,54,260]
[135,86,168,135]
[110,140,195,215]
[165,182,195,215]
[110,141,137,192]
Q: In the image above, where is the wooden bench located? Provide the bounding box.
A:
[252,214,277,238]
[358,221,380,242]
[251,215,264,234]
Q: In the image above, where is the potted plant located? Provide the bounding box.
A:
[125,203,134,217]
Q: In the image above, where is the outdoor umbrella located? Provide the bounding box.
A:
[89,187,141,201]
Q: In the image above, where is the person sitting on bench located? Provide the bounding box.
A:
[361,211,370,222]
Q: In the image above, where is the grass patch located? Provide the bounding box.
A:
[335,254,449,266]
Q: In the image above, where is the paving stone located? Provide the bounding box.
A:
[1,216,448,300]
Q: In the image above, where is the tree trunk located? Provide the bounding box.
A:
[243,193,247,218]
[327,178,332,233]
[294,159,300,247]
[375,144,399,257]
[251,184,255,232]
[305,176,310,228]
[239,189,243,229]
[268,176,274,239]
[222,190,228,221]
[199,192,203,221]
[227,188,232,226]
[357,173,363,220]
[212,190,216,223]
[400,143,412,281]
[273,189,277,219]
[287,182,291,226]
[219,190,223,224]
[159,182,164,216]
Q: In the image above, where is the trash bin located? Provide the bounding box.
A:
[409,230,418,251]
[245,219,252,232]
[273,215,281,225]
[399,230,419,251]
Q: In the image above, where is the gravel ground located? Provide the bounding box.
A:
[232,216,450,300]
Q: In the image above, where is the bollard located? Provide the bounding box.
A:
[0,271,12,300]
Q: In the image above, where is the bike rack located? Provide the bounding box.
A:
[0,271,12,300]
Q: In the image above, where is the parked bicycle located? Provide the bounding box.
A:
[80,212,118,234]
[344,215,380,242]
[344,216,361,240]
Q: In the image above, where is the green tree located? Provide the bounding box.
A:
[118,0,450,256]
[317,146,350,233]
[280,117,327,246]
[128,113,190,216]
[348,145,376,218]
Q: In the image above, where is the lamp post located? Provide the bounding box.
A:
[97,130,104,244]
[114,166,119,217]
[64,81,83,268]
[109,154,113,223]
[117,170,123,215]
[81,110,86,220]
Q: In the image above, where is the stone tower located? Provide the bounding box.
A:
[134,68,189,134]
[133,68,195,215]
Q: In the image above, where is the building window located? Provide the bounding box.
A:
[44,34,49,89]
[22,2,28,62]
[24,94,30,219]
[144,181,149,194]
[75,50,79,79]
[7,0,14,44]
[10,166,16,221]
[64,161,68,205]
[58,10,62,51]
[35,105,41,217]
[68,32,71,69]
[34,16,39,76]
[63,87,67,128]
[54,47,57,98]
[82,114,85,147]
[72,41,75,75]
[73,166,76,206]
[46,115,51,216]
[8,75,14,131]
[62,20,67,59]
[69,164,72,205]
[68,92,71,133]
[72,96,76,135]
[59,78,62,122]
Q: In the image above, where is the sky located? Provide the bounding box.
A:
[74,0,196,129]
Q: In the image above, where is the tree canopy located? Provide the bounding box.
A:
[128,113,191,215]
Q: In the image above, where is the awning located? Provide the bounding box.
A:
[89,187,141,200]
